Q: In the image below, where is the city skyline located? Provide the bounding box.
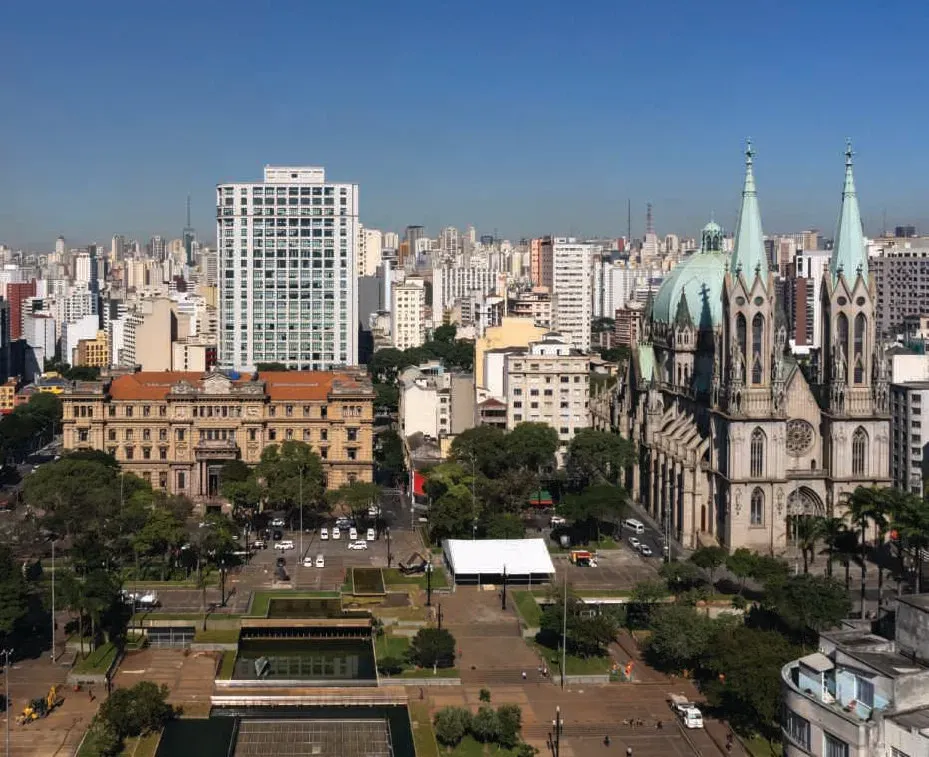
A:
[4,1,929,246]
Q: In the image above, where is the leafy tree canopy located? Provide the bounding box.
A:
[565,428,634,485]
[765,574,851,636]
[507,422,559,472]
[689,546,728,584]
[256,442,324,512]
[433,707,471,747]
[409,627,456,668]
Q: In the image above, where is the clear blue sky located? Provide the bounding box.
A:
[3,0,929,249]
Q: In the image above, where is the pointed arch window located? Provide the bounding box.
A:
[750,427,765,477]
[854,314,866,384]
[736,314,747,381]
[852,427,868,477]
[836,313,849,362]
[750,488,764,526]
[752,314,765,384]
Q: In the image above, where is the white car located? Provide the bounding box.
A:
[629,537,641,550]
[366,528,376,541]
[347,540,368,550]
[639,545,654,557]
[550,515,566,527]
[315,554,325,568]
[303,556,314,567]
[349,527,358,541]
[274,540,295,551]
[336,517,351,528]
[367,505,380,518]
[270,517,285,528]
[320,528,329,540]
[332,527,341,540]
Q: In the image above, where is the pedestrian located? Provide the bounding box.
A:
[626,748,633,756]
[88,687,95,702]
[419,687,424,701]
[603,734,610,746]
[656,720,663,730]
[521,670,527,680]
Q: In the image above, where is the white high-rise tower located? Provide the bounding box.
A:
[217,165,359,371]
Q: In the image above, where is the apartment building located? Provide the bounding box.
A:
[781,597,929,756]
[613,302,645,347]
[503,333,590,455]
[391,278,425,350]
[508,289,552,328]
[890,382,929,496]
[217,165,359,372]
[74,331,109,368]
[871,247,929,334]
[552,238,598,352]
[61,369,375,499]
[399,362,475,442]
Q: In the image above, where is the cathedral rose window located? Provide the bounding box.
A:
[786,420,814,456]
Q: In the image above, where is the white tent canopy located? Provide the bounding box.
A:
[442,538,556,578]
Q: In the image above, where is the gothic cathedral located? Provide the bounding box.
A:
[616,142,891,553]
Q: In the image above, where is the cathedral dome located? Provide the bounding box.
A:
[650,222,728,330]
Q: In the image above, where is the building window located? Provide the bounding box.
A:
[783,709,810,750]
[285,428,294,440]
[750,488,764,526]
[285,405,294,417]
[143,447,151,460]
[108,406,116,417]
[347,448,357,461]
[736,313,747,382]
[159,429,168,441]
[856,676,874,708]
[321,406,328,418]
[143,405,151,417]
[320,447,328,460]
[836,312,849,363]
[320,429,328,441]
[268,429,277,441]
[347,428,358,442]
[159,472,168,489]
[751,313,764,384]
[159,448,167,460]
[750,427,765,477]
[78,429,89,443]
[125,446,134,460]
[108,429,116,441]
[177,471,187,490]
[852,427,868,476]
[823,732,849,757]
[249,428,257,441]
[125,406,133,418]
[125,429,134,441]
[176,429,186,441]
[854,313,866,383]
[142,429,151,441]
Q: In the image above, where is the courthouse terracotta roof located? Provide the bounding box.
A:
[107,371,372,401]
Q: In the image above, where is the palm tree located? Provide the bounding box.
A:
[833,528,859,594]
[847,486,885,615]
[59,571,87,658]
[796,516,822,574]
[892,494,929,594]
[818,517,847,579]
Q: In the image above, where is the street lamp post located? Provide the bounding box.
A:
[51,540,56,663]
[3,648,12,757]
[426,562,433,607]
[501,564,507,611]
[552,706,563,757]
[299,466,304,559]
[437,603,443,631]
[386,527,392,568]
[219,558,226,607]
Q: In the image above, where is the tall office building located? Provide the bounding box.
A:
[217,165,359,371]
[183,195,196,267]
[552,237,597,352]
[357,226,383,277]
[391,278,425,350]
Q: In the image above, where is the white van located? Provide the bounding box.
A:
[624,518,646,534]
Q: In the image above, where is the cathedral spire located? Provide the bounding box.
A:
[830,139,868,284]
[730,139,768,284]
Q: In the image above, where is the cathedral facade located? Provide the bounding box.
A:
[613,143,891,553]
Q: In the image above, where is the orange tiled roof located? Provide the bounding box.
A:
[106,370,370,402]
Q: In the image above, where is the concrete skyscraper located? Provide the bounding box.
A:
[217,165,359,371]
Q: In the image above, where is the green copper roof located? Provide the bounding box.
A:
[637,343,656,382]
[651,249,728,329]
[730,140,768,285]
[830,140,868,284]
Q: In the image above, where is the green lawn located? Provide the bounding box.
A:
[375,633,411,661]
[743,734,783,757]
[193,628,240,644]
[383,567,449,589]
[248,590,340,617]
[217,651,237,679]
[398,667,459,679]
[353,567,386,595]
[449,735,523,756]
[119,732,161,757]
[513,591,541,627]
[73,642,118,675]
[409,702,440,757]
[531,642,613,675]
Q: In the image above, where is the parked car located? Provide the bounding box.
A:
[366,528,376,541]
[629,537,641,550]
[335,516,351,528]
[270,517,285,528]
[332,527,341,540]
[252,539,267,550]
[303,556,314,567]
[550,515,566,527]
[367,505,380,518]
[274,540,294,551]
[348,540,368,551]
[639,545,654,557]
[320,528,329,540]
[315,554,325,568]
[349,527,358,541]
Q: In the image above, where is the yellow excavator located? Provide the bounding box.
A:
[17,686,62,725]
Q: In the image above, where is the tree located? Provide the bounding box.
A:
[565,429,635,486]
[81,717,122,757]
[219,460,252,484]
[409,627,456,668]
[689,546,727,586]
[817,517,848,579]
[83,569,120,649]
[24,457,121,538]
[540,587,618,654]
[506,423,559,472]
[496,704,523,749]
[59,570,87,656]
[645,604,718,673]
[833,528,860,593]
[471,706,500,743]
[627,579,669,628]
[327,481,381,522]
[659,561,705,593]
[726,548,756,594]
[432,324,457,343]
[484,513,525,539]
[600,346,632,364]
[373,382,399,414]
[795,516,822,574]
[375,429,405,484]
[848,486,890,613]
[255,362,288,371]
[890,492,929,593]
[558,484,626,543]
[433,707,471,747]
[99,681,175,738]
[450,426,509,478]
[704,626,801,739]
[765,574,851,640]
[367,348,409,384]
[749,554,790,590]
[0,546,29,645]
[256,442,325,517]
[133,507,187,580]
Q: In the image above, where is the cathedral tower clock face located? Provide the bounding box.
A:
[786,420,814,456]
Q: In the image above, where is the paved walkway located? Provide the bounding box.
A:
[115,649,218,717]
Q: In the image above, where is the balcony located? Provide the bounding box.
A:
[782,660,875,725]
[195,438,239,460]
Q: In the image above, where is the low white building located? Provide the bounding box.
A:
[399,362,475,445]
